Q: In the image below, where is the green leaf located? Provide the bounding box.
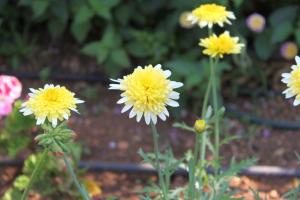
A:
[48,18,67,38]
[254,30,274,60]
[295,28,300,46]
[81,41,108,63]
[71,19,91,43]
[32,0,49,18]
[73,5,94,24]
[269,6,299,27]
[110,48,130,68]
[271,22,293,43]
[126,41,150,58]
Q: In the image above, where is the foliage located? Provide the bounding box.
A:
[0,101,35,157]
[1,144,83,200]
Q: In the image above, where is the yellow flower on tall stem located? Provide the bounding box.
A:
[199,31,244,58]
[20,84,84,127]
[109,64,183,125]
[188,3,235,28]
[282,56,300,106]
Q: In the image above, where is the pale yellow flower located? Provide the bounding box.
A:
[199,31,244,58]
[20,84,84,127]
[282,56,300,106]
[109,64,183,125]
[280,42,298,60]
[188,3,235,28]
[179,11,194,28]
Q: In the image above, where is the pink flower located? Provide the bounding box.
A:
[0,75,22,116]
[246,13,265,33]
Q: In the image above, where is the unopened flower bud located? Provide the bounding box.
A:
[194,119,206,133]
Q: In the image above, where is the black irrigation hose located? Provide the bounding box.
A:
[226,107,300,130]
[2,70,300,130]
[1,159,300,177]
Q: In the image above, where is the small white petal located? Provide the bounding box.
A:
[170,81,183,89]
[136,111,143,122]
[166,99,179,107]
[163,108,169,117]
[293,99,300,106]
[29,88,37,93]
[117,97,128,104]
[52,118,57,127]
[158,112,167,121]
[63,113,69,120]
[281,73,291,78]
[37,117,46,125]
[154,64,162,69]
[281,78,290,83]
[23,109,33,116]
[109,84,121,90]
[150,114,157,124]
[110,78,122,83]
[199,21,207,28]
[169,91,179,100]
[129,109,137,118]
[295,56,300,65]
[163,70,171,78]
[285,92,295,98]
[144,112,151,125]
[75,99,84,104]
[291,65,298,70]
[121,104,132,113]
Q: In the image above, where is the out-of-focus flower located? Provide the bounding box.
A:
[188,3,235,28]
[199,31,244,58]
[84,179,102,198]
[0,75,22,116]
[194,119,206,133]
[281,56,300,106]
[109,64,183,125]
[20,84,84,127]
[280,42,298,60]
[246,13,266,33]
[179,11,194,28]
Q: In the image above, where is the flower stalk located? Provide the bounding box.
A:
[21,148,48,200]
[150,123,169,200]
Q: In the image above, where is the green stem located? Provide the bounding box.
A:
[150,123,168,200]
[63,154,91,200]
[210,57,220,164]
[21,149,48,200]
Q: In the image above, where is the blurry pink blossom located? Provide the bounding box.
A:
[0,75,22,116]
[246,13,265,33]
[280,42,298,60]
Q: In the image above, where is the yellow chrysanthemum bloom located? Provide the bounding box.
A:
[199,31,244,58]
[109,64,183,125]
[282,56,300,106]
[20,84,84,127]
[188,3,235,28]
[194,119,206,133]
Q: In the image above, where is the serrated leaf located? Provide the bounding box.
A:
[71,19,91,43]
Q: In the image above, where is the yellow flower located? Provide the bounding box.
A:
[20,84,84,127]
[194,119,206,133]
[188,3,235,28]
[84,179,102,197]
[179,11,194,29]
[109,64,183,125]
[282,56,300,106]
[199,31,244,58]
